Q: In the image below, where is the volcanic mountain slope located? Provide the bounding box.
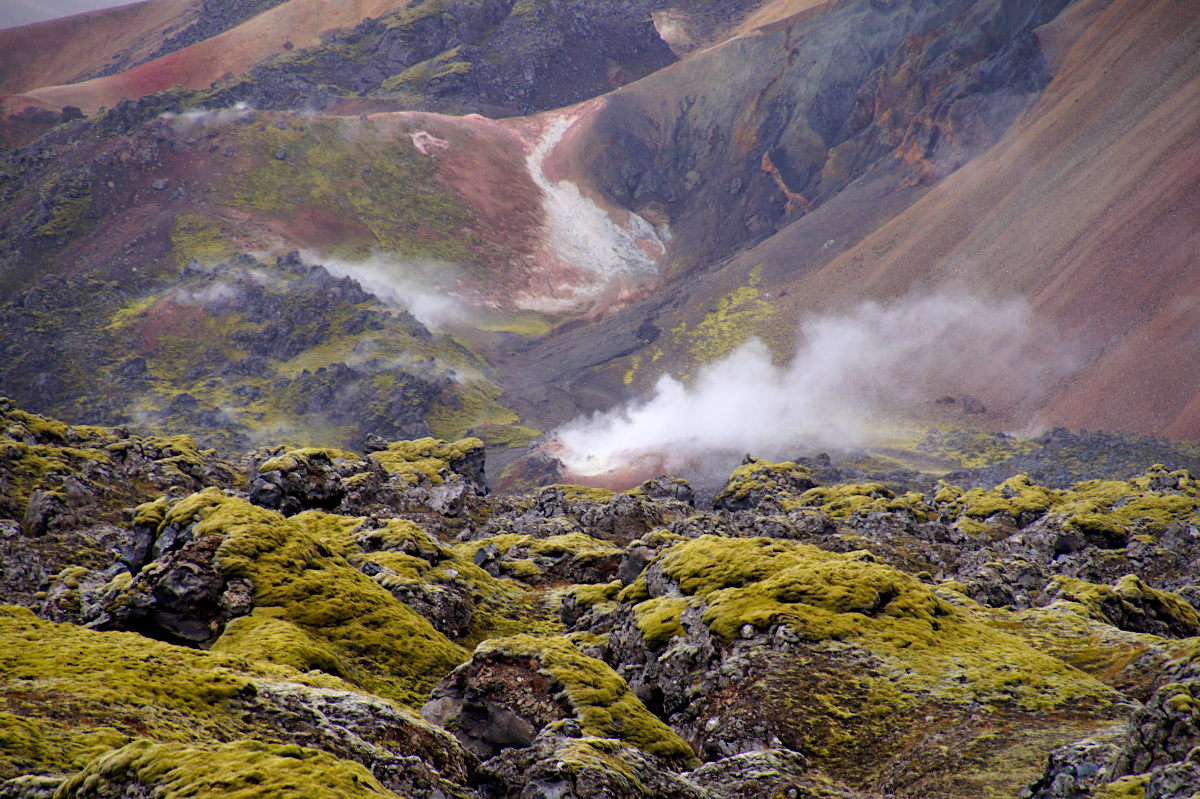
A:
[3,399,1200,798]
[492,0,1200,443]
[1,0,1199,467]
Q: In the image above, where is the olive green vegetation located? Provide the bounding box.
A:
[169,211,233,267]
[146,489,469,705]
[913,427,1041,469]
[712,459,813,506]
[258,446,362,475]
[1044,575,1200,636]
[667,266,776,372]
[475,635,698,765]
[633,596,689,649]
[217,115,472,262]
[785,482,934,519]
[56,738,399,799]
[1093,775,1150,799]
[0,401,229,523]
[632,536,1116,711]
[371,437,484,486]
[965,596,1192,700]
[29,173,95,242]
[94,247,521,455]
[935,465,1200,538]
[287,510,559,646]
[0,604,353,780]
[454,531,621,584]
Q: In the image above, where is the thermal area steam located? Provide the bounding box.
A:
[555,291,1042,477]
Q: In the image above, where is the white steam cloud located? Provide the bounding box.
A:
[556,291,1052,476]
[311,253,471,329]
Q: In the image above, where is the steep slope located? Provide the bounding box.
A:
[496,0,1200,449]
[753,0,1200,435]
[2,0,1199,462]
[0,0,199,95]
[2,0,416,115]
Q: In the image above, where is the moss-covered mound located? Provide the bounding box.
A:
[712,459,817,511]
[371,437,486,488]
[1042,575,1200,639]
[435,634,698,766]
[628,536,1116,711]
[0,604,348,779]
[147,489,469,705]
[55,738,399,799]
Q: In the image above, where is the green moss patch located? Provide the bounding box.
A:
[713,459,815,508]
[475,635,698,765]
[642,537,1116,711]
[785,483,933,519]
[0,605,353,779]
[371,437,484,486]
[56,738,399,799]
[149,490,468,705]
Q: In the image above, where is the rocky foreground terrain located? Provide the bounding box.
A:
[3,398,1200,798]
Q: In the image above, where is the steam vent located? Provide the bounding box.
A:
[3,0,1200,795]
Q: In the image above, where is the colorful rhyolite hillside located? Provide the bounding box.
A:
[0,0,1198,455]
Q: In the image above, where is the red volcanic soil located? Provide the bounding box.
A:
[748,0,1200,438]
[3,0,414,116]
[0,0,198,94]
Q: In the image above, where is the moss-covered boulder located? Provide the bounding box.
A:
[584,535,1121,791]
[137,489,469,706]
[54,739,404,799]
[0,605,473,793]
[712,458,817,511]
[1040,575,1200,639]
[422,634,697,768]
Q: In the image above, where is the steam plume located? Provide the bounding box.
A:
[556,291,1056,476]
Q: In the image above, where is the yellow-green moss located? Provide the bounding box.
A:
[0,605,349,779]
[1056,467,1200,538]
[1094,774,1149,799]
[570,581,622,609]
[370,437,483,487]
[155,490,468,706]
[713,459,813,506]
[785,483,933,519]
[526,533,620,560]
[959,475,1062,521]
[547,485,617,503]
[258,447,362,474]
[1045,575,1200,636]
[475,635,698,765]
[675,284,775,366]
[633,597,689,649]
[169,210,233,267]
[425,381,522,443]
[644,537,1116,711]
[56,738,399,799]
[217,114,472,262]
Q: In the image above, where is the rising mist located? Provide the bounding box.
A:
[555,291,1065,477]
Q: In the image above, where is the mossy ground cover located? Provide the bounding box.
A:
[635,536,1117,712]
[785,482,934,519]
[0,402,228,525]
[214,114,472,262]
[475,635,698,766]
[288,510,560,647]
[55,738,401,799]
[148,489,470,706]
[371,437,484,486]
[0,605,353,780]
